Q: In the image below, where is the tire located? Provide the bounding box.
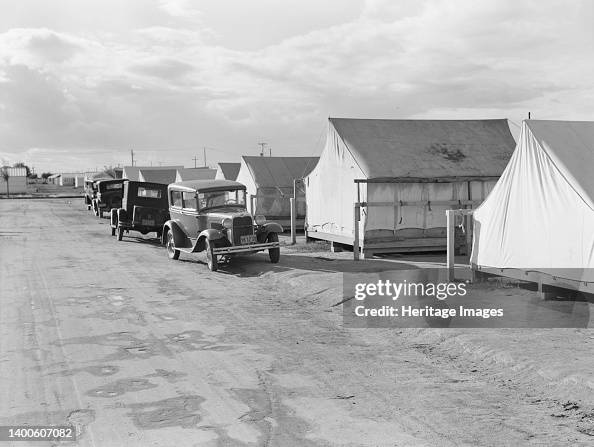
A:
[166,231,180,260]
[205,239,218,271]
[267,233,280,263]
[92,200,98,216]
[87,204,91,211]
[98,209,104,218]
[111,226,116,236]
[117,226,124,241]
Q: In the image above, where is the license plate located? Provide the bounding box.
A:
[141,219,154,226]
[240,234,256,245]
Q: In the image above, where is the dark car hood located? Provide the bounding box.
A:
[203,208,251,219]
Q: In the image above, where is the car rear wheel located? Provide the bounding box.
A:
[117,226,124,241]
[111,226,116,236]
[267,233,280,263]
[205,239,218,271]
[166,231,180,260]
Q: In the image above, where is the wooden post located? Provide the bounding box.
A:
[354,203,361,261]
[290,197,296,245]
[446,209,455,281]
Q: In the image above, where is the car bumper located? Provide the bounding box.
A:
[212,241,280,255]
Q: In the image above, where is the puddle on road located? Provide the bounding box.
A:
[166,330,237,353]
[126,395,204,429]
[84,306,148,326]
[86,378,158,398]
[146,368,187,383]
[57,331,174,362]
[50,364,120,377]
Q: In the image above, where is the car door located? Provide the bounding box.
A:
[181,191,200,241]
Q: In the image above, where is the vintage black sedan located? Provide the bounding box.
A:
[92,179,125,218]
[84,175,111,211]
[162,180,282,271]
[110,181,170,241]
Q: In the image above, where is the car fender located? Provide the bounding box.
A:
[194,229,224,252]
[162,220,192,248]
[256,222,283,243]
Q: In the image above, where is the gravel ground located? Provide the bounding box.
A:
[1,199,593,446]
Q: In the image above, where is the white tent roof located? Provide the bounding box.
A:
[123,165,183,181]
[176,168,217,182]
[138,169,178,184]
[329,118,516,179]
[216,162,241,181]
[240,156,319,188]
[471,120,594,281]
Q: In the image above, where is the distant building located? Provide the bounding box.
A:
[0,167,28,194]
[47,173,61,185]
[122,165,183,181]
[175,167,217,182]
[59,173,85,187]
[215,162,241,181]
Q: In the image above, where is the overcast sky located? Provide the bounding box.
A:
[0,0,593,173]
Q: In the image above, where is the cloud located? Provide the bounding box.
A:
[130,58,194,80]
[1,0,594,172]
[0,28,86,67]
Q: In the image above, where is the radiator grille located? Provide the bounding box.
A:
[232,216,253,245]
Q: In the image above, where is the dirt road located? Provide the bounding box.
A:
[1,199,593,446]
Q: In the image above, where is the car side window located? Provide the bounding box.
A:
[171,190,183,208]
[182,192,197,210]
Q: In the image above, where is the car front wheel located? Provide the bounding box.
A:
[267,233,280,263]
[166,231,180,260]
[117,226,124,241]
[205,239,218,271]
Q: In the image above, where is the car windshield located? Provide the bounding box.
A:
[198,189,246,210]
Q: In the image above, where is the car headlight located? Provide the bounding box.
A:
[222,218,233,229]
[254,215,266,225]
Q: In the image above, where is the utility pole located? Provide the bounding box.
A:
[193,156,199,168]
[528,112,531,119]
[203,147,207,167]
[130,149,135,166]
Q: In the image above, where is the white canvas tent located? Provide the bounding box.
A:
[176,167,217,182]
[122,165,183,181]
[305,118,516,256]
[236,156,319,228]
[471,120,594,289]
[138,169,178,185]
